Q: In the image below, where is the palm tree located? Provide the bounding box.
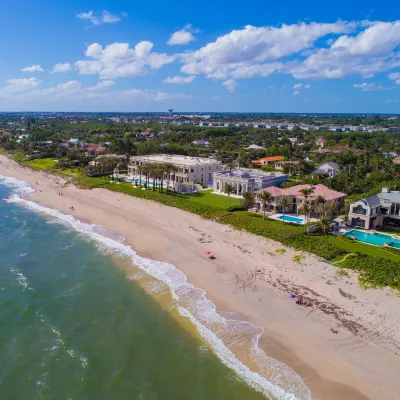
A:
[260,190,272,220]
[298,203,312,233]
[316,195,326,219]
[224,183,234,211]
[137,164,143,188]
[242,191,255,213]
[279,196,288,223]
[299,187,315,203]
[318,216,331,236]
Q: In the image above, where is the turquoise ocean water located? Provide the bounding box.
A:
[0,175,310,400]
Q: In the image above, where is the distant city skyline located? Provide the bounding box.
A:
[1,0,400,112]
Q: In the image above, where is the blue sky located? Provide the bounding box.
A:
[1,0,400,112]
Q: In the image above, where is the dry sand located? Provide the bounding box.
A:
[1,155,400,400]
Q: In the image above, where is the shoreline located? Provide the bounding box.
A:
[1,155,400,399]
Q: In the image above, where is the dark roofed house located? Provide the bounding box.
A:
[348,188,400,229]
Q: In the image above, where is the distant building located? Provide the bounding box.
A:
[311,162,340,178]
[392,156,400,165]
[212,169,287,197]
[83,143,105,155]
[245,144,266,150]
[252,156,284,167]
[274,160,300,171]
[254,184,346,216]
[348,188,400,229]
[315,138,326,148]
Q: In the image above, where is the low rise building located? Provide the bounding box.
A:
[128,154,221,187]
[254,184,346,216]
[311,162,340,178]
[348,188,400,229]
[274,160,300,171]
[251,156,284,167]
[212,169,287,196]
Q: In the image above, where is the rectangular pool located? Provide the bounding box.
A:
[277,215,304,224]
[344,230,400,248]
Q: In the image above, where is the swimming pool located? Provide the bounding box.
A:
[277,215,304,224]
[344,230,400,248]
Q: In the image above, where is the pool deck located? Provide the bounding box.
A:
[342,229,400,248]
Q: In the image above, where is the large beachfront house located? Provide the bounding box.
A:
[254,184,346,216]
[212,169,287,197]
[251,156,284,167]
[128,154,221,187]
[348,188,400,229]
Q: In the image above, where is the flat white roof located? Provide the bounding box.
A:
[130,154,219,166]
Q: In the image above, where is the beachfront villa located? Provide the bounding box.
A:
[128,154,221,187]
[348,188,400,229]
[212,169,288,196]
[251,156,284,167]
[254,184,346,216]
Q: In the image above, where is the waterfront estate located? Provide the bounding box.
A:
[212,169,287,196]
[254,184,346,216]
[128,155,221,187]
[348,188,400,229]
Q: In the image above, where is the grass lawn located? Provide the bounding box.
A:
[315,235,400,262]
[24,158,57,170]
[183,189,242,209]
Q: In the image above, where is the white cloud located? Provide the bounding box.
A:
[87,80,116,90]
[180,21,355,80]
[289,21,400,79]
[389,72,400,84]
[21,65,43,72]
[2,77,42,93]
[57,81,82,90]
[51,63,72,73]
[76,10,122,26]
[75,41,177,79]
[293,83,303,89]
[212,96,220,100]
[304,84,311,88]
[0,80,193,111]
[293,90,300,96]
[222,79,237,92]
[163,75,196,84]
[167,24,198,45]
[353,82,386,91]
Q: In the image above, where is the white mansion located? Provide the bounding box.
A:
[128,154,221,187]
[212,169,288,196]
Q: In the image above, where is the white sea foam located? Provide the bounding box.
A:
[0,174,35,195]
[3,175,311,400]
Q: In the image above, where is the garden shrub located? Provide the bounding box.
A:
[341,254,400,289]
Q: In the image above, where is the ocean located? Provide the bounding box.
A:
[0,175,310,400]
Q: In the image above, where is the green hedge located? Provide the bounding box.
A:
[220,214,346,260]
[382,246,400,256]
[284,235,347,260]
[341,254,400,289]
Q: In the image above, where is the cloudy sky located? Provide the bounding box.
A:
[1,0,400,112]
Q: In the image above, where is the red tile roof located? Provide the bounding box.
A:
[252,156,284,165]
[256,184,346,201]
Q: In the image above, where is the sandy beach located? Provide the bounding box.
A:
[1,155,400,400]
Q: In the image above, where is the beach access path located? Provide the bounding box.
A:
[1,155,400,400]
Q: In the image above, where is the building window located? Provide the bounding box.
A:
[352,205,367,215]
